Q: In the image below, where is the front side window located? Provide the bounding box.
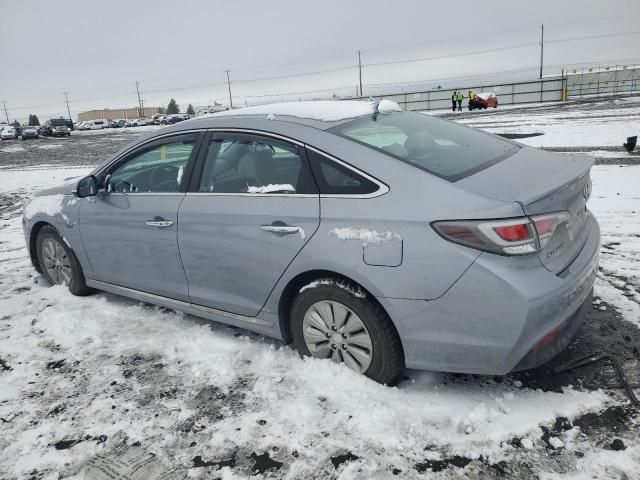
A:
[108,138,195,193]
[198,135,317,194]
[330,111,518,181]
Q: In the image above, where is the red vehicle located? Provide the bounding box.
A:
[469,92,498,110]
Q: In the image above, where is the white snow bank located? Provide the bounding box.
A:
[330,227,401,245]
[211,99,401,122]
[0,167,89,193]
[1,145,26,153]
[37,144,64,150]
[23,194,65,219]
[247,184,295,194]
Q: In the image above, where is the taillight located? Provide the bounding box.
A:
[432,212,569,256]
[531,212,569,248]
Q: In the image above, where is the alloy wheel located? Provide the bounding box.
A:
[302,300,373,373]
[42,237,72,285]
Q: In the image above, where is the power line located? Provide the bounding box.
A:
[546,30,640,44]
[2,101,9,123]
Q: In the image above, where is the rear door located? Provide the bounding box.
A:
[78,133,201,300]
[178,131,320,317]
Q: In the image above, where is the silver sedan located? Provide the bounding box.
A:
[23,100,599,384]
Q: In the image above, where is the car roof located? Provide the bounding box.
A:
[169,100,401,132]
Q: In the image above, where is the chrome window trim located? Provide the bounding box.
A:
[185,193,318,198]
[97,128,207,175]
[85,279,273,327]
[304,145,390,199]
[96,127,389,199]
[195,128,389,199]
[100,192,186,197]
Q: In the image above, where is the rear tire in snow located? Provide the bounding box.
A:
[36,225,93,296]
[290,278,404,385]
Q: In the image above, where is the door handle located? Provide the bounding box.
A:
[260,225,300,234]
[145,218,174,228]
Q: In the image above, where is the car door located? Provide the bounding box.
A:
[78,133,202,301]
[178,131,320,317]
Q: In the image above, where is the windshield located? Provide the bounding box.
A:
[330,112,518,181]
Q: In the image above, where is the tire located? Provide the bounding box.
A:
[290,278,404,385]
[36,225,93,296]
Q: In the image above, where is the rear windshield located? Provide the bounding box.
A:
[330,112,518,181]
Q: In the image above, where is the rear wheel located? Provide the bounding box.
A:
[36,225,93,296]
[290,279,404,384]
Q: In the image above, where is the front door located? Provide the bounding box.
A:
[178,132,320,316]
[78,133,200,301]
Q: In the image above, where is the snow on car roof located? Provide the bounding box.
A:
[477,92,496,100]
[209,99,402,122]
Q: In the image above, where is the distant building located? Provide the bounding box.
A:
[77,107,162,122]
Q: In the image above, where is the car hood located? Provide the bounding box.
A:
[34,176,83,197]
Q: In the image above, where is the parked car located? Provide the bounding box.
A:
[161,114,190,125]
[83,119,108,130]
[0,126,18,140]
[75,122,88,131]
[469,92,498,110]
[41,118,71,137]
[154,115,167,125]
[21,126,40,140]
[22,100,599,385]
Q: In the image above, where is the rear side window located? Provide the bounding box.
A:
[306,149,380,195]
[330,111,518,182]
[197,134,317,194]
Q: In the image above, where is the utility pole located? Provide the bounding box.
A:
[358,50,363,97]
[135,81,143,117]
[225,70,233,109]
[2,101,8,124]
[63,92,72,121]
[539,23,544,79]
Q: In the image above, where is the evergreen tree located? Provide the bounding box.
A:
[166,98,180,114]
[186,104,195,115]
[28,114,40,126]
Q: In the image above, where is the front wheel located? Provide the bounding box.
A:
[290,279,404,384]
[36,225,93,296]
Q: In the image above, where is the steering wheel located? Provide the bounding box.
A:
[150,165,179,192]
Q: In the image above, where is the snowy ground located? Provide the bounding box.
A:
[436,95,640,163]
[0,99,639,479]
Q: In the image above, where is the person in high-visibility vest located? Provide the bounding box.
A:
[451,91,458,112]
[456,91,464,111]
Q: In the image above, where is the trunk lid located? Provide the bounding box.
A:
[457,146,594,274]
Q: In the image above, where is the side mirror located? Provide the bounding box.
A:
[75,175,98,198]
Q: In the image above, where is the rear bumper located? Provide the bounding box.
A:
[380,213,600,375]
[511,287,591,371]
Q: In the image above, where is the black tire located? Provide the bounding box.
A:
[290,278,404,385]
[36,225,93,296]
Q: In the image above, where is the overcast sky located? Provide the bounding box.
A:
[1,0,639,121]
